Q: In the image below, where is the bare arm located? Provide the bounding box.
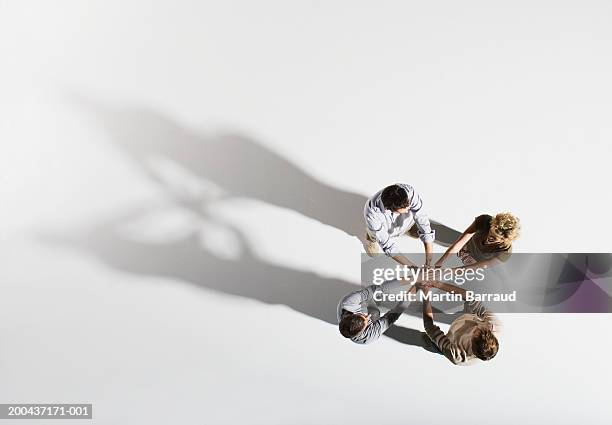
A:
[451,256,500,271]
[409,191,434,266]
[427,281,467,298]
[420,285,467,364]
[421,287,434,328]
[434,221,477,267]
[423,241,433,266]
[391,254,420,268]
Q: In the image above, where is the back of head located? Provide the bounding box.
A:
[491,212,521,244]
[473,328,499,361]
[381,184,410,211]
[339,314,367,339]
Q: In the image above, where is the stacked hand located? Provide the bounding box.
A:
[415,280,438,291]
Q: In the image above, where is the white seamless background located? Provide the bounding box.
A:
[1,1,611,424]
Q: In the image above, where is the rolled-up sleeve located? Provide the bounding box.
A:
[337,284,386,321]
[404,185,435,244]
[355,310,402,344]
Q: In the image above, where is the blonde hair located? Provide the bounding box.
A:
[490,212,521,243]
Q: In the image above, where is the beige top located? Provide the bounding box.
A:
[465,214,512,262]
[425,300,500,365]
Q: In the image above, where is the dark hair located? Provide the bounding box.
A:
[473,329,499,361]
[381,184,410,211]
[339,314,367,338]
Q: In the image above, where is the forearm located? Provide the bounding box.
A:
[379,295,415,335]
[452,257,498,271]
[431,281,467,298]
[420,285,434,319]
[391,254,418,268]
[393,282,418,298]
[388,300,406,317]
[435,233,473,266]
[423,241,433,266]
[422,298,434,326]
[435,243,457,266]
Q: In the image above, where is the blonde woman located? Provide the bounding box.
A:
[435,213,520,269]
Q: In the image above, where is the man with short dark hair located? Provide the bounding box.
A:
[363,184,435,267]
[420,281,500,365]
[337,281,416,344]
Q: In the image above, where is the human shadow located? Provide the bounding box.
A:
[72,97,461,247]
[46,96,464,354]
[40,199,450,352]
[385,327,442,353]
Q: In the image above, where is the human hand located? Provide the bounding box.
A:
[415,281,432,291]
[392,301,407,313]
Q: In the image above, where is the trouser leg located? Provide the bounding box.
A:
[364,229,382,257]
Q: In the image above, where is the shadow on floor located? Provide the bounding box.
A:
[42,96,464,353]
[72,96,462,247]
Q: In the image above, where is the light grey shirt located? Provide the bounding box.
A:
[337,281,404,345]
[363,183,435,255]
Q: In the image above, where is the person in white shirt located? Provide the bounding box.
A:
[363,184,435,267]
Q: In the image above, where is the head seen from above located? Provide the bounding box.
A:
[472,328,499,361]
[339,313,370,338]
[381,184,410,213]
[487,212,521,245]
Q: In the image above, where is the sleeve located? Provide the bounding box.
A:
[356,310,402,344]
[424,322,468,365]
[365,211,400,256]
[337,285,379,319]
[403,185,435,244]
[464,300,496,324]
[496,246,513,263]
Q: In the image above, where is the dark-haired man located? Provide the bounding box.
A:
[337,281,417,344]
[364,183,435,266]
[420,281,500,365]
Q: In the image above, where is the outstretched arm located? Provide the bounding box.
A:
[421,287,435,329]
[407,186,435,266]
[451,256,500,271]
[424,281,496,322]
[423,241,433,267]
[434,221,477,267]
[359,284,418,344]
[391,254,419,268]
[420,286,467,364]
[425,281,468,299]
[367,214,420,268]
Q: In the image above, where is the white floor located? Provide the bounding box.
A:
[1,1,611,424]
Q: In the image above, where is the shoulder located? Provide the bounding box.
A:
[365,191,384,214]
[497,246,512,261]
[364,197,385,229]
[397,183,415,193]
[365,211,383,231]
[474,214,493,233]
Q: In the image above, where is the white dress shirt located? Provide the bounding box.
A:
[363,183,435,255]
